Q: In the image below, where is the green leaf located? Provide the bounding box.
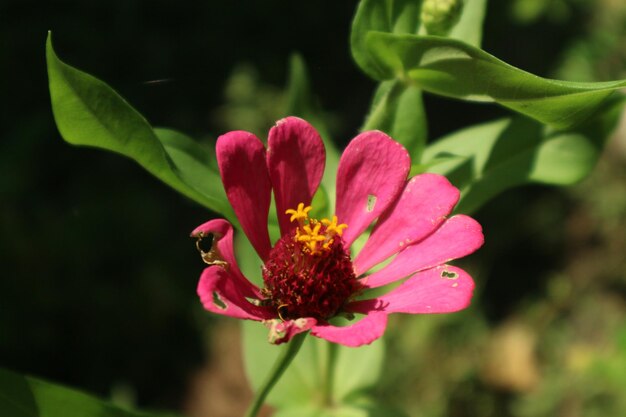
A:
[448,0,487,47]
[362,80,428,160]
[333,339,385,402]
[242,322,321,408]
[423,96,625,214]
[351,0,422,80]
[46,33,235,222]
[0,367,181,417]
[242,322,385,409]
[364,32,626,128]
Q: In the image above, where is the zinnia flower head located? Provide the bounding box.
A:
[192,117,483,347]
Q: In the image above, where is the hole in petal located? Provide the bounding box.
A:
[367,195,377,212]
[195,233,215,252]
[441,270,459,280]
[212,291,227,309]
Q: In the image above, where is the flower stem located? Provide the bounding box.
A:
[244,332,308,417]
[321,341,338,407]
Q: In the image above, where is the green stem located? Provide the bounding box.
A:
[244,332,308,417]
[321,342,338,407]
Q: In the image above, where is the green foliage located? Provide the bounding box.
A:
[0,368,181,417]
[422,95,625,213]
[351,0,423,78]
[352,0,434,161]
[39,1,626,416]
[448,0,487,47]
[421,0,464,36]
[284,54,340,210]
[363,32,626,129]
[243,322,388,415]
[46,33,236,224]
[363,80,428,159]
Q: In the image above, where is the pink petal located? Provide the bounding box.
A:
[349,265,475,315]
[354,174,460,275]
[217,131,272,261]
[191,218,262,298]
[335,131,410,247]
[311,311,388,347]
[197,266,274,321]
[267,117,325,235]
[363,215,484,288]
[264,318,317,345]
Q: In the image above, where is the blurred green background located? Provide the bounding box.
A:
[1,1,625,416]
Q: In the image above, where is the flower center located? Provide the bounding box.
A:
[261,203,362,321]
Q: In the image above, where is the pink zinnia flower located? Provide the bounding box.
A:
[192,117,483,347]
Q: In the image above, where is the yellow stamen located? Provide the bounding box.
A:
[287,203,349,255]
[285,203,312,225]
[321,215,348,237]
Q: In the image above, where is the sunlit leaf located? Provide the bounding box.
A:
[364,32,626,128]
[448,0,487,47]
[46,33,235,223]
[333,340,385,402]
[242,323,385,409]
[242,322,321,407]
[423,96,625,214]
[0,368,181,417]
[363,80,428,159]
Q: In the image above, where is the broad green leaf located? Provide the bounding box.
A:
[364,32,626,128]
[285,54,339,210]
[423,96,625,214]
[333,340,385,402]
[242,322,385,408]
[242,322,322,408]
[153,129,235,218]
[46,33,235,223]
[0,367,181,417]
[351,0,422,80]
[155,128,218,172]
[362,80,428,159]
[448,0,487,47]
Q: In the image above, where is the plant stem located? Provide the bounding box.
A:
[321,341,338,407]
[244,332,308,417]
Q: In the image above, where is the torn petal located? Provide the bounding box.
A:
[191,218,262,298]
[350,265,475,315]
[217,131,272,261]
[197,266,273,321]
[354,173,460,275]
[267,117,325,236]
[264,317,317,344]
[335,131,410,248]
[311,311,388,347]
[362,215,484,288]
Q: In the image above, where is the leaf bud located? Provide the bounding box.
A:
[421,0,464,36]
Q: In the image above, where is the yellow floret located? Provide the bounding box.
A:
[285,203,312,224]
[287,203,349,255]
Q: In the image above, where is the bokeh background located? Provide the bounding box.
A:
[2,1,626,416]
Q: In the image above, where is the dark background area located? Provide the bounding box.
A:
[2,1,625,416]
